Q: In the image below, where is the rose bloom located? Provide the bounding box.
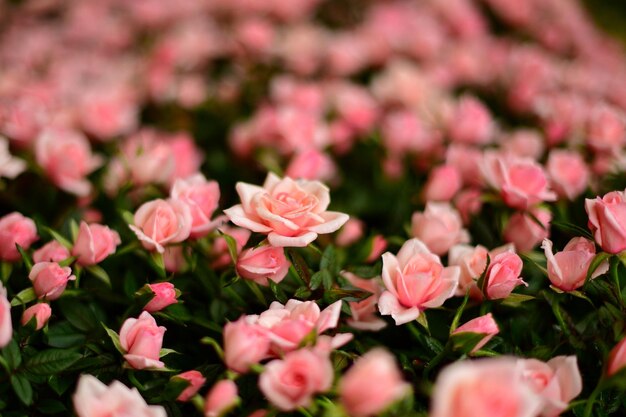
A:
[224,173,349,247]
[452,313,500,353]
[29,262,76,301]
[205,380,239,417]
[173,370,206,402]
[339,349,409,417]
[546,150,589,201]
[33,241,70,263]
[411,202,470,256]
[129,199,192,253]
[144,282,178,313]
[503,207,552,253]
[449,243,514,298]
[21,303,52,330]
[223,317,271,373]
[586,189,626,254]
[378,239,460,325]
[259,348,333,411]
[484,251,526,300]
[119,311,166,369]
[0,212,38,262]
[0,282,11,347]
[72,222,121,266]
[170,174,221,239]
[542,237,608,291]
[447,95,494,145]
[73,374,166,417]
[236,246,290,286]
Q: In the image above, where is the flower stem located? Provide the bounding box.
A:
[583,380,604,417]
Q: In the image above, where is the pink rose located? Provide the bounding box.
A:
[117,130,175,187]
[211,227,251,269]
[129,199,192,253]
[73,374,166,417]
[144,283,178,313]
[259,348,333,411]
[29,262,76,301]
[21,303,51,330]
[542,237,608,291]
[518,356,582,417]
[378,239,460,325]
[452,313,500,353]
[170,174,222,239]
[119,311,166,369]
[546,150,589,200]
[484,252,526,300]
[236,246,290,286]
[454,188,483,224]
[501,130,544,160]
[72,222,121,266]
[365,235,388,263]
[79,87,138,140]
[35,127,102,197]
[344,273,386,331]
[335,218,364,247]
[33,241,71,263]
[0,212,38,262]
[430,358,543,417]
[223,317,271,373]
[174,370,206,402]
[411,202,470,256]
[0,283,11,347]
[503,207,552,253]
[608,335,626,377]
[423,165,462,202]
[381,110,434,155]
[285,149,337,183]
[205,380,239,417]
[585,190,626,254]
[224,173,349,247]
[339,349,409,417]
[448,95,494,145]
[586,105,625,153]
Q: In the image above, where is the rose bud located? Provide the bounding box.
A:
[365,235,388,263]
[503,207,551,253]
[205,380,239,417]
[0,283,12,347]
[546,150,589,201]
[411,202,470,255]
[29,262,76,301]
[0,212,38,262]
[336,218,364,247]
[542,237,608,291]
[236,246,290,286]
[423,164,462,202]
[448,95,494,145]
[339,349,410,417]
[33,241,70,263]
[72,221,121,266]
[484,252,526,300]
[607,335,626,377]
[173,370,206,402]
[144,282,178,313]
[585,189,626,254]
[223,317,270,373]
[119,311,166,369]
[21,303,52,330]
[451,313,499,353]
[129,199,192,253]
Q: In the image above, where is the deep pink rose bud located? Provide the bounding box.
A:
[236,246,290,286]
[223,317,270,373]
[205,380,239,417]
[21,303,52,330]
[33,241,70,263]
[452,313,500,353]
[503,207,552,253]
[129,199,192,253]
[72,222,121,266]
[542,237,608,291]
[119,311,166,369]
[585,190,626,254]
[144,283,178,312]
[0,212,38,262]
[29,262,76,301]
[484,252,526,300]
[607,335,626,377]
[0,283,12,347]
[339,349,410,417]
[174,370,206,402]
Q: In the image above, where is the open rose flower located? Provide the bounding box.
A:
[129,199,192,253]
[119,311,166,369]
[378,239,460,325]
[585,190,626,254]
[542,237,608,291]
[224,173,349,247]
[170,174,223,239]
[411,202,469,255]
[72,222,121,266]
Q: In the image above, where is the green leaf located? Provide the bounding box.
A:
[69,219,80,242]
[449,291,471,334]
[1,261,12,283]
[286,249,311,285]
[162,377,191,401]
[58,256,76,267]
[86,265,112,287]
[102,324,124,354]
[58,299,98,332]
[218,231,239,264]
[46,322,86,348]
[500,293,535,307]
[2,339,21,369]
[120,210,135,226]
[450,332,488,355]
[37,398,67,414]
[150,252,166,279]
[310,270,325,290]
[48,375,74,396]
[587,252,612,284]
[160,348,179,358]
[268,280,288,304]
[11,374,33,405]
[320,245,336,273]
[25,349,82,375]
[475,254,491,296]
[294,286,312,299]
[551,221,593,240]
[10,287,36,306]
[44,227,72,249]
[15,244,33,270]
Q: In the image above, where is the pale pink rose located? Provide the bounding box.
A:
[484,252,526,300]
[336,218,364,247]
[586,105,625,153]
[174,370,206,402]
[211,227,251,269]
[223,317,271,373]
[119,130,175,187]
[448,95,494,145]
[430,358,543,417]
[224,173,349,247]
[585,190,626,254]
[344,273,386,331]
[35,127,102,197]
[423,165,462,202]
[340,349,409,417]
[446,145,484,187]
[454,188,483,225]
[235,18,275,55]
[21,303,51,330]
[411,202,470,256]
[205,380,239,417]
[29,262,76,301]
[129,199,192,253]
[0,137,26,179]
[608,336,626,377]
[170,174,222,239]
[503,208,552,253]
[378,239,460,325]
[518,356,582,417]
[73,374,166,417]
[72,222,121,266]
[259,348,333,411]
[452,313,500,352]
[501,130,545,160]
[449,244,514,298]
[144,283,178,313]
[236,246,290,286]
[542,237,608,291]
[79,87,138,140]
[167,133,204,185]
[0,212,38,262]
[332,84,379,134]
[365,235,388,263]
[546,150,589,200]
[119,311,166,369]
[285,149,337,183]
[163,246,187,273]
[0,283,12,347]
[381,110,434,155]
